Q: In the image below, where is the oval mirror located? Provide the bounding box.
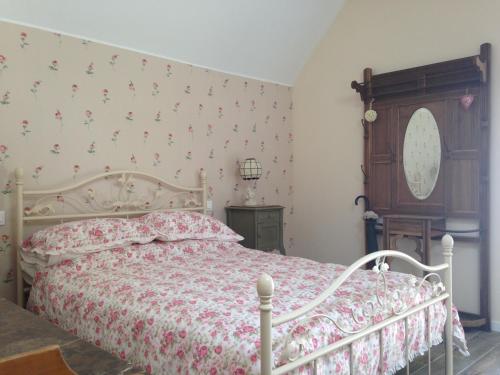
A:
[403,108,441,200]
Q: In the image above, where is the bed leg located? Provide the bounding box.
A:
[200,170,207,215]
[15,168,24,307]
[405,318,409,375]
[379,329,384,374]
[349,343,354,375]
[427,307,431,374]
[257,274,274,375]
[442,235,454,375]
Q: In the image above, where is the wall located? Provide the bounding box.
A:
[0,0,346,85]
[0,21,294,301]
[291,0,500,326]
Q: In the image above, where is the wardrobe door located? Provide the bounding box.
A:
[445,93,480,217]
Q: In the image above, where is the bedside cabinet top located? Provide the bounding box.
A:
[225,205,284,211]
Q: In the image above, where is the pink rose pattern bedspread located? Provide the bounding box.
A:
[28,241,468,374]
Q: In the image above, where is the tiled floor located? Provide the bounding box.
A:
[396,330,500,374]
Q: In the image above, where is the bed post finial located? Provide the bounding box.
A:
[199,170,207,179]
[257,273,274,297]
[442,234,453,375]
[15,168,25,307]
[442,233,454,253]
[257,274,274,375]
[15,167,24,182]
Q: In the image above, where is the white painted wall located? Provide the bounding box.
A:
[0,0,344,85]
[291,0,500,327]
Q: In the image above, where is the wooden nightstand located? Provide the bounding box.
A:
[225,205,285,254]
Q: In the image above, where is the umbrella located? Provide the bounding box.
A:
[355,195,379,268]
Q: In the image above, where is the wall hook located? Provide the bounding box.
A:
[361,119,368,139]
[360,165,368,184]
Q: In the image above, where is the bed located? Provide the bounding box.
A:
[13,168,467,374]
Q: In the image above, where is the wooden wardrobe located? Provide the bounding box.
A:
[352,44,491,329]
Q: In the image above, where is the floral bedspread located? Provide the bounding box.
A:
[28,240,468,374]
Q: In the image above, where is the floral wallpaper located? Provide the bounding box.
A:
[0,21,294,300]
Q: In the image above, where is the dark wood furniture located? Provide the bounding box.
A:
[225,205,285,254]
[383,215,445,265]
[353,50,489,217]
[0,298,144,375]
[352,44,491,329]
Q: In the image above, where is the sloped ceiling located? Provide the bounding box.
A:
[0,0,344,85]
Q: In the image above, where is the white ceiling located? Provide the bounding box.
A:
[0,0,344,85]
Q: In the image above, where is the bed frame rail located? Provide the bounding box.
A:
[257,234,454,375]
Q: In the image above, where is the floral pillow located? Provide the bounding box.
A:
[22,218,156,256]
[143,211,244,242]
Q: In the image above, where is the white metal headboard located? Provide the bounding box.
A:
[14,167,207,306]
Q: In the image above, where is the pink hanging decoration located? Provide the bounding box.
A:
[460,94,474,111]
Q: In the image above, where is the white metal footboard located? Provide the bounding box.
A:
[257,234,454,375]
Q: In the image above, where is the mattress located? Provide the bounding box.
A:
[20,250,48,279]
[28,240,468,374]
[20,250,77,279]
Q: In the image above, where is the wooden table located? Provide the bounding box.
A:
[0,298,144,375]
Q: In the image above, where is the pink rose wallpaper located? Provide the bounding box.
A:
[0,21,294,300]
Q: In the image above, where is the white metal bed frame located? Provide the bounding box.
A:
[14,167,454,374]
[257,237,454,374]
[14,167,207,307]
